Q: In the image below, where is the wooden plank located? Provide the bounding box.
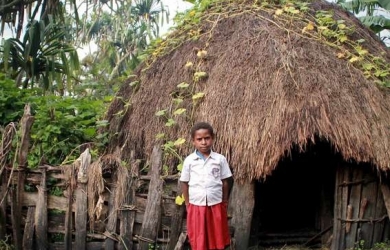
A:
[331,165,343,250]
[10,187,22,249]
[49,241,104,250]
[137,146,163,250]
[381,181,390,220]
[230,181,255,250]
[17,104,34,168]
[119,193,135,250]
[383,218,390,242]
[16,104,34,249]
[379,180,390,243]
[75,185,88,249]
[167,179,185,250]
[372,177,387,244]
[359,167,378,248]
[173,232,187,250]
[0,172,7,240]
[64,171,75,250]
[23,206,35,249]
[345,167,363,249]
[19,191,109,214]
[331,165,349,250]
[35,166,48,250]
[319,172,334,246]
[118,157,139,250]
[75,149,91,250]
[104,181,118,250]
[118,174,135,250]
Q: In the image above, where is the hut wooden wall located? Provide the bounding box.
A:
[0,107,188,249]
[0,153,185,250]
[332,164,390,250]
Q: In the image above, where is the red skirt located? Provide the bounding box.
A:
[187,203,230,250]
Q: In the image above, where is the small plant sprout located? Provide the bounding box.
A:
[185,61,193,69]
[172,98,184,105]
[165,118,176,127]
[177,82,190,88]
[155,133,165,140]
[173,108,186,116]
[196,49,207,59]
[174,138,186,146]
[192,92,205,100]
[194,71,208,81]
[155,109,167,117]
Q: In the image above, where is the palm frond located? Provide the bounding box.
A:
[359,15,390,32]
[377,0,390,10]
[337,0,381,15]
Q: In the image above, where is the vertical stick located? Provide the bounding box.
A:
[359,167,378,248]
[35,166,48,250]
[119,173,137,250]
[173,232,187,250]
[381,181,390,220]
[65,166,76,250]
[75,149,91,250]
[23,206,36,249]
[10,186,21,249]
[0,123,17,241]
[0,172,7,240]
[104,183,117,250]
[167,179,185,250]
[332,165,349,250]
[138,146,163,250]
[372,179,386,243]
[345,167,363,249]
[119,151,140,250]
[13,104,34,249]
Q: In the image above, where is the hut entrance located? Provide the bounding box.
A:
[250,141,337,248]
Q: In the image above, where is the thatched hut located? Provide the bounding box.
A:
[105,0,390,249]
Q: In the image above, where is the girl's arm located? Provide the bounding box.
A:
[222,178,230,203]
[181,181,189,206]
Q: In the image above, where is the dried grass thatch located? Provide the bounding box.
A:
[105,0,390,182]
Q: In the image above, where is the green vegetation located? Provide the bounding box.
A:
[0,76,109,167]
[0,0,169,168]
[337,0,390,38]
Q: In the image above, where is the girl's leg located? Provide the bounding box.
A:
[187,204,207,250]
[205,203,230,250]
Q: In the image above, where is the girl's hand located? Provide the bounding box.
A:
[222,200,228,209]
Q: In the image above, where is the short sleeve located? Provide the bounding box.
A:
[220,156,232,179]
[179,157,191,182]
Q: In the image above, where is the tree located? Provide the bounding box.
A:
[337,0,390,40]
[1,17,80,95]
[79,0,169,81]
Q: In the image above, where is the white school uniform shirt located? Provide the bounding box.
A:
[180,150,232,206]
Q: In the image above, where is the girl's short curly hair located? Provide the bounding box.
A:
[190,122,214,139]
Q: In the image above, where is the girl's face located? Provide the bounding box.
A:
[192,129,214,156]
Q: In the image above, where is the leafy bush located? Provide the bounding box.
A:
[0,74,34,126]
[27,95,109,166]
[0,74,110,167]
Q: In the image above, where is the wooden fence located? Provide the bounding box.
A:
[0,105,187,250]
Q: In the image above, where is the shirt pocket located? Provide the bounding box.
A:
[209,163,221,178]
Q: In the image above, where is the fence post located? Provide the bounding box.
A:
[137,146,163,250]
[35,166,48,250]
[75,149,91,250]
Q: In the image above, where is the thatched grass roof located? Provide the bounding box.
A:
[105,0,390,182]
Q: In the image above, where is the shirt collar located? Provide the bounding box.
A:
[192,149,216,161]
